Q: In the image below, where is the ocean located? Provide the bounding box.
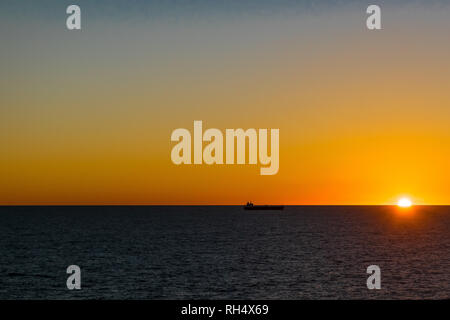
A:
[0,206,449,299]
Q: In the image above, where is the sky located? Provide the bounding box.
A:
[1,1,450,205]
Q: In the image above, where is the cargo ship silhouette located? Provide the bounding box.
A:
[244,202,284,210]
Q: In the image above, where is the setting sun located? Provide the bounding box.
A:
[398,197,413,208]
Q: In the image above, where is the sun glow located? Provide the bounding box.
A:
[398,197,412,208]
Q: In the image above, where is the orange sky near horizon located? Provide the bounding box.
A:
[1,3,450,205]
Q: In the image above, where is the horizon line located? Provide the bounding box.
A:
[1,204,450,207]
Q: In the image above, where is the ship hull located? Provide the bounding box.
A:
[244,205,284,210]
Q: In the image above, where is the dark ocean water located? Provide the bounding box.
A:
[0,206,449,299]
